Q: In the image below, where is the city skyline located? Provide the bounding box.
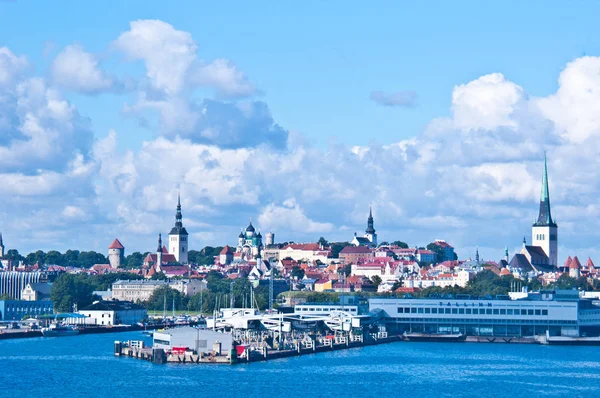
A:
[2,2,600,262]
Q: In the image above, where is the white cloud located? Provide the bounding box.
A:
[452,73,524,132]
[258,199,334,234]
[370,90,417,107]
[50,45,115,94]
[536,56,600,144]
[114,19,255,98]
[0,46,28,87]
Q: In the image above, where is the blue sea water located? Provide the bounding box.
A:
[1,332,600,398]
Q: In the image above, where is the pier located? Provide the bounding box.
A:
[115,328,401,365]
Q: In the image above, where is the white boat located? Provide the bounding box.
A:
[41,323,79,337]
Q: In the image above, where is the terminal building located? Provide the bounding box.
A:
[369,290,600,337]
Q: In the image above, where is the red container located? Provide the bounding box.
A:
[172,346,188,354]
[235,345,247,356]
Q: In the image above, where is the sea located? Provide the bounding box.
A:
[1,331,599,398]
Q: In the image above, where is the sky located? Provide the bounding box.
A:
[2,1,600,263]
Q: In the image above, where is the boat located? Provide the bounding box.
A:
[402,332,465,342]
[41,323,79,337]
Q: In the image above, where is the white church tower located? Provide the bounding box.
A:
[168,194,189,264]
[531,153,558,267]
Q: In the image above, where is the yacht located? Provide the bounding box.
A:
[41,323,79,337]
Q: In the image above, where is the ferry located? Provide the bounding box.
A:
[41,323,79,337]
[402,332,466,342]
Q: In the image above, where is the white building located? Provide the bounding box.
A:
[278,243,331,263]
[168,194,189,264]
[111,279,206,302]
[351,207,377,248]
[78,300,147,326]
[153,326,233,354]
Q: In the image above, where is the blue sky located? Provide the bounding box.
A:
[2,1,600,263]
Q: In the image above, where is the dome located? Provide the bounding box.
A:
[239,230,244,238]
[246,221,255,233]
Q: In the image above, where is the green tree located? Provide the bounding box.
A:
[318,237,329,247]
[46,250,63,265]
[371,275,382,288]
[330,242,351,259]
[125,252,144,268]
[151,272,167,281]
[426,243,445,263]
[145,286,189,311]
[291,266,305,280]
[50,274,96,312]
[392,241,409,249]
[343,264,352,277]
[5,249,24,263]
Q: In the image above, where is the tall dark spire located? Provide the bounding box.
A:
[365,205,375,234]
[157,233,163,252]
[170,193,188,236]
[534,152,556,227]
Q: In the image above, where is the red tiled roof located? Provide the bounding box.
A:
[564,256,573,268]
[220,245,234,255]
[340,246,372,254]
[108,238,124,249]
[570,256,581,269]
[586,257,596,268]
[500,268,511,276]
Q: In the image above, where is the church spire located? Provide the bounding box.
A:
[535,152,556,226]
[157,233,162,252]
[365,205,375,234]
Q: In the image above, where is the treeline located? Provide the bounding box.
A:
[50,270,270,314]
[50,272,144,312]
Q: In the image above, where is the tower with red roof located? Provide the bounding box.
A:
[108,238,125,268]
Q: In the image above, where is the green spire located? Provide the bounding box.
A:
[541,151,549,202]
[535,151,555,226]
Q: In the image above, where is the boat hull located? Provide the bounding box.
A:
[41,329,80,337]
[403,333,466,342]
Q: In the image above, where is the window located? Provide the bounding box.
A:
[493,309,499,315]
[542,309,548,316]
[425,308,431,314]
[445,308,451,314]
[418,308,424,314]
[507,309,513,315]
[500,309,506,315]
[528,309,534,316]
[405,308,410,313]
[411,308,417,313]
[466,308,472,314]
[432,308,438,314]
[535,310,541,316]
[459,309,464,314]
[398,307,404,313]
[486,309,492,315]
[521,310,527,315]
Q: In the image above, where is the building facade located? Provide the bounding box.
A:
[168,194,189,264]
[369,290,588,337]
[0,300,54,321]
[0,271,47,300]
[78,300,147,326]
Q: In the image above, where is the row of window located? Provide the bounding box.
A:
[296,307,358,313]
[394,318,577,325]
[398,307,549,316]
